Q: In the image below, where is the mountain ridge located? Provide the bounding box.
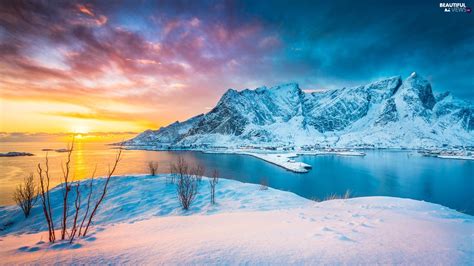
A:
[124,73,473,149]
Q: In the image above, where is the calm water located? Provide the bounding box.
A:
[1,141,473,214]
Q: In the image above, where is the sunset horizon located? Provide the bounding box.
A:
[1,1,473,135]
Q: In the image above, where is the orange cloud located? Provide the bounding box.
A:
[75,4,107,26]
[77,4,94,17]
[0,0,281,134]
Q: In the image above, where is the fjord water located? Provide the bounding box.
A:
[1,141,473,215]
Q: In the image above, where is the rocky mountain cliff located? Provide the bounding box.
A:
[124,73,473,149]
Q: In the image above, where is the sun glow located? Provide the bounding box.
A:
[71,125,90,134]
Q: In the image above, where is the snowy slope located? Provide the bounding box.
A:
[125,73,474,149]
[0,175,472,264]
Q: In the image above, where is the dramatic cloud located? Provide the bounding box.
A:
[0,0,472,134]
[243,0,474,96]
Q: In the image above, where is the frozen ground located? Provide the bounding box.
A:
[0,175,472,264]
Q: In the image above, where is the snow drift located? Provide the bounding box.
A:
[0,175,472,264]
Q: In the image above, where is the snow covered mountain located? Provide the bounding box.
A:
[124,73,473,149]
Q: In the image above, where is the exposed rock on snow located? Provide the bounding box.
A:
[0,175,472,264]
[124,73,473,149]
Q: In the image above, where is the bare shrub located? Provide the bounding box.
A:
[259,178,268,190]
[169,156,187,184]
[37,140,75,242]
[82,146,122,237]
[148,161,159,176]
[60,140,74,240]
[325,193,338,200]
[192,164,205,183]
[173,157,198,210]
[310,197,320,202]
[35,140,122,243]
[209,170,219,205]
[325,190,351,201]
[13,173,38,218]
[78,167,96,237]
[37,153,55,242]
[177,175,198,210]
[69,182,81,243]
[343,190,351,199]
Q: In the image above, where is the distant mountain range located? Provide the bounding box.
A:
[124,73,473,149]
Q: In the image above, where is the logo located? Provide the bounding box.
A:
[439,2,471,13]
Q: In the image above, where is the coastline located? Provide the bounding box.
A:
[119,146,369,173]
[119,145,474,173]
[201,150,312,173]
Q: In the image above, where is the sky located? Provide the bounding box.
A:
[0,0,473,137]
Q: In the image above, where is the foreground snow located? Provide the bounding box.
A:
[1,175,472,264]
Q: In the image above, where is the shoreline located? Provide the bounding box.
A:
[200,149,366,173]
[121,146,369,173]
[432,155,474,161]
[239,152,312,173]
[120,145,474,172]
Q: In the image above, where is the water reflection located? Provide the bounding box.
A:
[72,142,86,180]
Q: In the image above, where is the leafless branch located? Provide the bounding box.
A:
[78,166,96,237]
[209,170,219,205]
[69,182,81,243]
[60,139,74,240]
[174,157,199,210]
[37,153,55,242]
[82,146,122,236]
[148,161,158,176]
[192,164,205,183]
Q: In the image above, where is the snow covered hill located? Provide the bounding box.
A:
[124,73,473,149]
[1,175,472,264]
